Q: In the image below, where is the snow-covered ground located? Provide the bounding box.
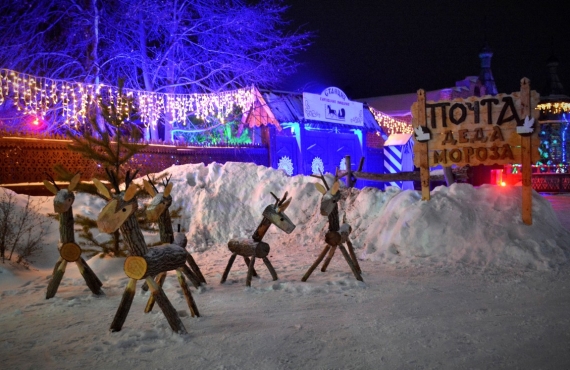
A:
[1,162,570,369]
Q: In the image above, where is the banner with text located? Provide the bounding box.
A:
[303,87,364,127]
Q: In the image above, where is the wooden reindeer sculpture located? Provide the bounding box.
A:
[143,176,206,287]
[301,174,363,282]
[44,173,104,299]
[94,170,197,334]
[221,191,295,287]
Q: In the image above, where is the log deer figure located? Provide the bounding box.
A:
[221,192,295,287]
[94,170,198,334]
[44,173,103,299]
[143,176,206,287]
[302,174,363,282]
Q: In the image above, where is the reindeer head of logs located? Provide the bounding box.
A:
[43,173,81,213]
[143,175,173,222]
[94,169,140,234]
[313,173,341,216]
[262,191,296,234]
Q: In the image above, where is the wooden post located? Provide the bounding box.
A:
[520,78,532,225]
[345,155,353,188]
[416,89,430,200]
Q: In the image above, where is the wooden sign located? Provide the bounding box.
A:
[411,78,539,224]
[412,90,540,168]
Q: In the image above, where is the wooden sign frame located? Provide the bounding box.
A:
[412,78,539,224]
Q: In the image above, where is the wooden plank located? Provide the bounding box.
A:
[354,171,420,182]
[413,89,430,200]
[520,78,532,225]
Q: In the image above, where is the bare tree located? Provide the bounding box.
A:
[0,0,312,139]
[0,189,49,266]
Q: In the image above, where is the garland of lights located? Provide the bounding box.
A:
[367,106,412,135]
[0,69,255,132]
[537,102,570,115]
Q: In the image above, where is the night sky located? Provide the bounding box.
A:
[282,0,570,100]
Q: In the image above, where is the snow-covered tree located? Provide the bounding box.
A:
[0,0,311,139]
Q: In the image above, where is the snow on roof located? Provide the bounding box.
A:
[244,89,384,132]
[356,90,442,117]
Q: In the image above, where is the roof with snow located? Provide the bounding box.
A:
[242,88,384,132]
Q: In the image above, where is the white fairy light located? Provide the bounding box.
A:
[0,68,255,132]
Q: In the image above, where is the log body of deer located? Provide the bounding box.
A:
[44,173,103,299]
[302,174,363,282]
[94,170,198,334]
[221,192,295,287]
[144,177,205,286]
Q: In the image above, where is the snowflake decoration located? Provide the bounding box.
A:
[278,155,294,176]
[311,156,324,175]
[339,157,346,171]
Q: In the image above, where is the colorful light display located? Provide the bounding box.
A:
[0,69,255,134]
[367,106,412,135]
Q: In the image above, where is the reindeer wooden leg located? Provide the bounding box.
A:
[145,272,167,313]
[339,244,363,282]
[246,256,256,287]
[141,280,150,292]
[145,276,187,334]
[176,269,200,317]
[221,253,237,284]
[301,245,331,282]
[262,257,278,281]
[51,256,63,277]
[81,257,103,288]
[187,254,206,284]
[75,258,104,295]
[181,265,201,289]
[46,259,68,299]
[110,278,137,332]
[243,256,258,277]
[345,239,362,274]
[321,245,337,272]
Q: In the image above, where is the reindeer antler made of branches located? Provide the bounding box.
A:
[105,168,121,194]
[125,169,139,188]
[44,173,61,191]
[146,174,160,194]
[161,174,172,188]
[310,170,330,191]
[269,191,289,208]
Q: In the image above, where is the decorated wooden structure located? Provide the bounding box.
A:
[412,78,539,224]
[94,170,198,334]
[44,173,103,299]
[221,191,295,287]
[144,176,206,285]
[302,173,363,282]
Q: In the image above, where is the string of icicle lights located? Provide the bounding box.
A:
[536,102,570,115]
[0,69,255,130]
[367,106,413,135]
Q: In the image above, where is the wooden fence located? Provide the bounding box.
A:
[0,135,268,194]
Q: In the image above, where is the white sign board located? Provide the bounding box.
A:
[303,87,364,127]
